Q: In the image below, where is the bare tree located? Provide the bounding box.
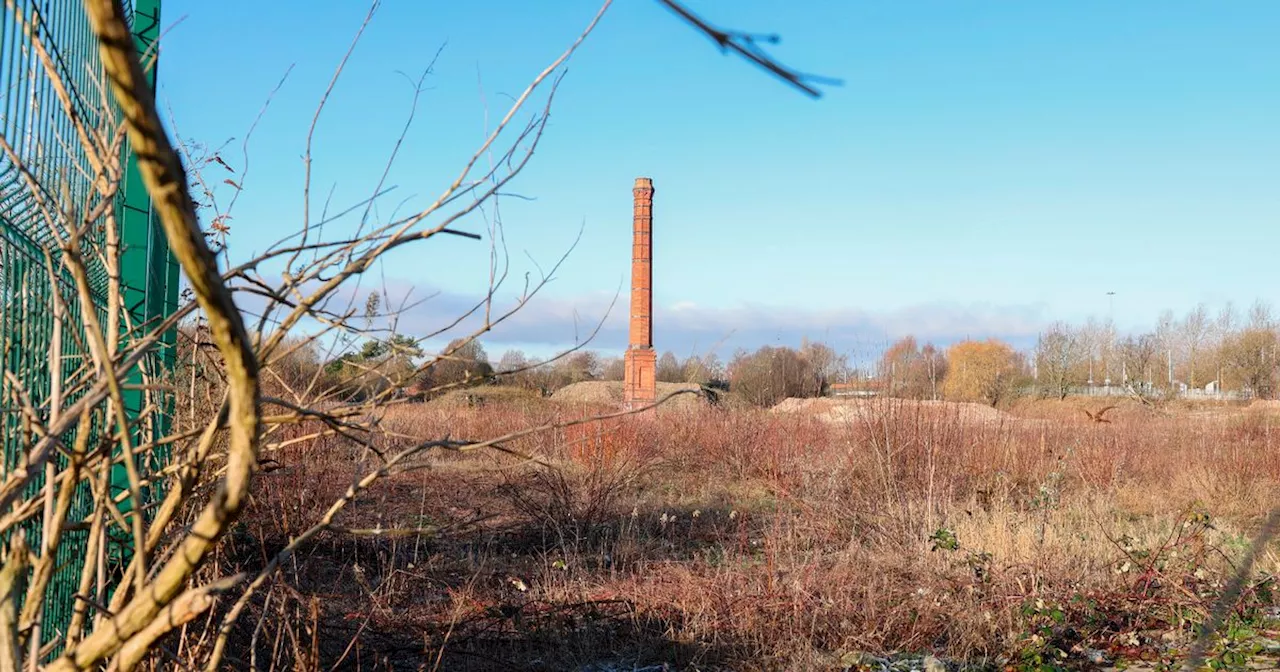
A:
[728,346,805,406]
[1220,328,1279,399]
[1249,299,1275,331]
[878,336,947,400]
[1154,308,1179,389]
[680,352,723,385]
[1181,302,1212,388]
[799,339,847,397]
[1077,316,1117,386]
[496,348,530,383]
[656,351,683,382]
[415,337,494,396]
[1035,322,1086,400]
[599,355,625,381]
[726,342,843,406]
[921,342,948,401]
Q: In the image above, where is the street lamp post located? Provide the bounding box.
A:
[1105,291,1116,388]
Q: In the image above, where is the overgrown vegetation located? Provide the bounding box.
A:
[208,397,1280,670]
[4,1,1277,671]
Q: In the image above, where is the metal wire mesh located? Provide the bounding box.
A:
[0,0,175,651]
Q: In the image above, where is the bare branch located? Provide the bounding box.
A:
[655,0,842,98]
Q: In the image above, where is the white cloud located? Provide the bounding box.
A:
[230,276,1052,361]
[344,286,1047,358]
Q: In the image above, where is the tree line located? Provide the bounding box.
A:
[253,332,851,407]
[251,299,1280,408]
[1032,299,1280,400]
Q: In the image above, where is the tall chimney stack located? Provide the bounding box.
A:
[623,177,657,409]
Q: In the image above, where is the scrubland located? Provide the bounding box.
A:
[211,396,1280,671]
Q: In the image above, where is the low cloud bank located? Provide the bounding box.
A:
[296,280,1051,360]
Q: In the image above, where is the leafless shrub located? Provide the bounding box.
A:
[0,0,715,668]
[497,420,658,554]
[3,3,825,666]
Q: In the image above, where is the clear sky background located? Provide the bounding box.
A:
[157,1,1280,363]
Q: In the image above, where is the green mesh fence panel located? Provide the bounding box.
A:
[0,0,176,654]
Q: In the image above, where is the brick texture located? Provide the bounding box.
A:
[623,177,656,408]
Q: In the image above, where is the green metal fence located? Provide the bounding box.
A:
[0,0,177,650]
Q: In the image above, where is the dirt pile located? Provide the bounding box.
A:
[549,381,622,404]
[772,396,1013,426]
[551,381,712,410]
[427,385,548,410]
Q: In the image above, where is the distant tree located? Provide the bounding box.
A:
[497,348,528,373]
[920,342,948,401]
[879,336,918,396]
[680,352,723,385]
[359,339,386,361]
[262,336,336,402]
[323,333,425,401]
[1076,316,1113,386]
[656,351,683,382]
[523,357,550,391]
[544,351,600,389]
[1181,303,1212,388]
[1035,322,1086,399]
[355,333,421,362]
[599,356,625,381]
[1154,309,1179,389]
[943,338,1023,407]
[728,345,823,407]
[323,352,352,376]
[1204,302,1240,388]
[1216,301,1240,340]
[1219,327,1280,398]
[878,336,946,400]
[1116,333,1158,389]
[454,337,488,363]
[799,339,846,397]
[494,348,530,386]
[390,333,424,358]
[1249,299,1276,331]
[420,337,493,393]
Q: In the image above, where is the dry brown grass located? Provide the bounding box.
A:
[209,397,1280,670]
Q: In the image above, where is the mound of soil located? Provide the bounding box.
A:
[772,397,1013,425]
[550,381,623,404]
[551,381,713,410]
[427,385,549,410]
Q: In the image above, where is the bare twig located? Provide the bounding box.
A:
[655,0,841,98]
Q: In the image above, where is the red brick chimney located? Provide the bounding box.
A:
[623,177,656,409]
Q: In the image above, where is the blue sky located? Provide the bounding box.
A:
[157,1,1280,361]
